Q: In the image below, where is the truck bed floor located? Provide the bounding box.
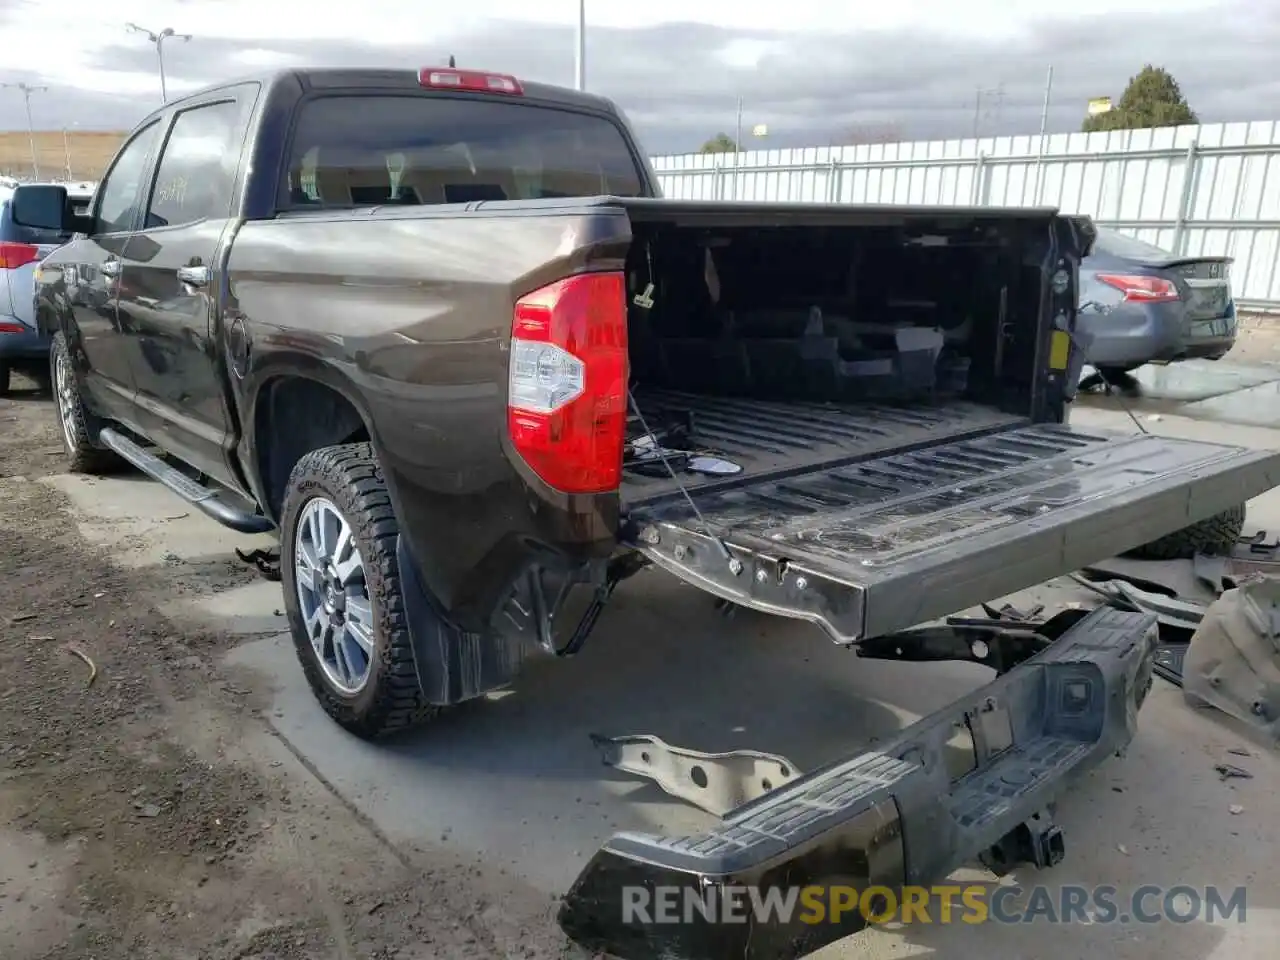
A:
[623,389,1026,505]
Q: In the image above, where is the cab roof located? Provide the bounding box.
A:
[167,66,620,115]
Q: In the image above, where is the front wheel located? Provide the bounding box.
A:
[279,442,438,739]
[50,332,121,474]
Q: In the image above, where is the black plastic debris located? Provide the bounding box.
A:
[235,546,281,581]
[1214,762,1253,781]
[1154,642,1188,687]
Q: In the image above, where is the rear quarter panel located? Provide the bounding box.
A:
[227,205,631,624]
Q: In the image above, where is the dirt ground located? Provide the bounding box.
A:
[0,376,577,960]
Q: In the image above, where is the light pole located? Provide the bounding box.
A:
[574,0,585,91]
[0,81,47,178]
[126,22,192,103]
[1033,65,1055,205]
[731,98,767,200]
[63,122,78,181]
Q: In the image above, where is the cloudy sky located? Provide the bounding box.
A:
[1,0,1277,154]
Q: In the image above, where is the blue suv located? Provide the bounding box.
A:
[0,181,94,395]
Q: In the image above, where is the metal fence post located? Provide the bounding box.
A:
[970,153,987,205]
[826,158,840,203]
[1172,141,1199,255]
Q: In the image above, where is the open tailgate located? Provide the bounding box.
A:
[628,422,1280,642]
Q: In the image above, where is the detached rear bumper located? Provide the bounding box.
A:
[558,607,1158,960]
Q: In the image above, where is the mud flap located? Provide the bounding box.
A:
[1184,577,1280,742]
[629,424,1280,643]
[558,607,1158,960]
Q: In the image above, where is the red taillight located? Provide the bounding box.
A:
[508,272,628,494]
[1096,273,1180,303]
[0,322,26,333]
[0,241,39,270]
[418,67,523,96]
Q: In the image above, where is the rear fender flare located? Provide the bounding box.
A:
[240,354,378,520]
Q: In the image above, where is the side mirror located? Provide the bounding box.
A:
[11,184,90,234]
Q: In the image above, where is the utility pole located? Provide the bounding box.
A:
[126,22,192,102]
[992,82,1007,126]
[972,82,1007,139]
[574,0,586,90]
[0,81,47,178]
[734,97,743,200]
[1033,65,1055,204]
[62,121,81,181]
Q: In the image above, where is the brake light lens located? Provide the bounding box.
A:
[508,272,628,494]
[0,241,39,270]
[1096,273,1180,303]
[418,68,523,96]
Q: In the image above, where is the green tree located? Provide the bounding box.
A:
[1082,65,1198,133]
[698,132,739,154]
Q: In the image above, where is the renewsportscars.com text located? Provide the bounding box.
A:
[622,884,1247,926]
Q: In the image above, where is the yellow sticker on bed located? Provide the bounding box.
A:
[1048,330,1071,370]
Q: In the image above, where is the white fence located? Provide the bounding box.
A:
[650,120,1280,310]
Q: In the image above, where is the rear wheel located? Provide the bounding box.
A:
[1086,366,1141,395]
[50,332,121,474]
[279,442,438,739]
[1124,505,1246,561]
[0,362,10,397]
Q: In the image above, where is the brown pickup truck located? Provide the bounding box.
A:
[13,66,1280,960]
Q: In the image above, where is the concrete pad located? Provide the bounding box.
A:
[1076,360,1280,426]
[1180,379,1280,428]
[1130,360,1280,402]
[42,473,275,570]
[161,579,288,636]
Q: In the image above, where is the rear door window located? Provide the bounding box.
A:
[283,94,645,209]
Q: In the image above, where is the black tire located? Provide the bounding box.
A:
[279,442,438,739]
[50,332,122,474]
[0,362,10,397]
[1124,504,1247,561]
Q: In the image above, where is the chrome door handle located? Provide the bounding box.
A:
[177,265,209,287]
[100,259,121,278]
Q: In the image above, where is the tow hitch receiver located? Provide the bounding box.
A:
[558,607,1157,960]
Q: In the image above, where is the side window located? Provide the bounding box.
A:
[145,100,247,230]
[95,122,162,234]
